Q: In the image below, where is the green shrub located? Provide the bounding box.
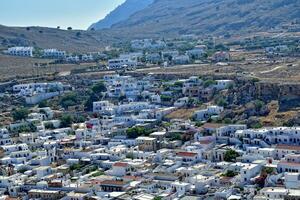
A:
[224,149,239,162]
[12,107,29,121]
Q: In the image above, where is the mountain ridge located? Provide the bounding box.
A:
[102,0,300,36]
[89,0,154,30]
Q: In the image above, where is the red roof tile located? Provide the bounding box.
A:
[276,144,300,151]
[177,151,198,157]
[113,162,128,167]
[199,140,213,145]
[279,161,300,167]
[100,180,127,186]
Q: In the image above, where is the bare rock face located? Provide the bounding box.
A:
[94,0,300,37]
[256,82,300,111]
[228,80,300,111]
[278,84,300,111]
[89,0,154,30]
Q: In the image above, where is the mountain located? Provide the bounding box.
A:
[102,0,300,37]
[1,0,299,52]
[89,0,154,30]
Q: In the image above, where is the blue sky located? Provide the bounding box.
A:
[0,0,125,30]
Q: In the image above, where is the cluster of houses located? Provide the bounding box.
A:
[3,35,232,71]
[4,46,95,63]
[12,82,70,104]
[0,73,300,200]
[265,45,290,57]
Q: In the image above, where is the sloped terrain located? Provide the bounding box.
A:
[0,25,113,53]
[108,0,300,36]
[89,0,154,30]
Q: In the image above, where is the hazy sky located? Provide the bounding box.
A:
[0,0,125,30]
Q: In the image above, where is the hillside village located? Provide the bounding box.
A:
[0,31,299,199]
[0,4,300,200]
[1,68,300,199]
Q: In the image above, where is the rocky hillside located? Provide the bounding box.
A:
[1,0,299,52]
[89,0,154,30]
[106,0,300,37]
[0,25,114,53]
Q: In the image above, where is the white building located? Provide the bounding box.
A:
[254,187,288,200]
[161,50,179,60]
[119,52,143,61]
[194,105,224,121]
[81,54,94,62]
[214,80,234,90]
[174,97,189,107]
[66,55,80,63]
[278,154,300,173]
[212,51,230,62]
[131,39,166,50]
[111,162,129,177]
[43,49,66,58]
[116,102,155,114]
[171,181,191,197]
[108,58,137,69]
[235,127,300,147]
[186,48,205,59]
[0,128,11,146]
[216,124,247,142]
[173,55,190,65]
[13,82,64,93]
[240,163,262,184]
[7,47,34,57]
[93,101,115,114]
[285,172,300,189]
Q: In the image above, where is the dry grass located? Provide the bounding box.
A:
[130,55,300,83]
[260,101,299,126]
[0,55,95,81]
[166,108,200,120]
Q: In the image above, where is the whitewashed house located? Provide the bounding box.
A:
[43,49,66,59]
[108,58,137,69]
[7,47,34,57]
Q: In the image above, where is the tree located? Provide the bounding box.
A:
[59,114,74,128]
[160,95,172,102]
[38,100,48,108]
[224,149,239,162]
[85,93,101,112]
[76,32,81,37]
[12,108,29,121]
[126,126,148,139]
[67,27,72,30]
[216,97,228,107]
[84,83,106,111]
[44,122,55,129]
[173,81,183,87]
[223,118,232,124]
[223,170,237,177]
[170,133,182,141]
[254,100,265,111]
[60,92,78,109]
[91,82,107,93]
[251,122,263,129]
[118,95,126,102]
[203,79,217,88]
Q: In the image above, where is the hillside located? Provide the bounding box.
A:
[89,0,154,30]
[106,0,300,37]
[1,0,299,53]
[0,25,114,53]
